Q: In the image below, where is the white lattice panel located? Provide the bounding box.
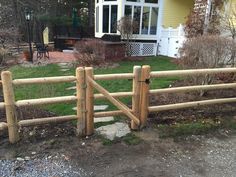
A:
[127,43,140,56]
[128,43,157,56]
[142,43,156,56]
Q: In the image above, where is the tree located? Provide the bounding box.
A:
[117,16,139,56]
[1,0,94,43]
[185,0,226,37]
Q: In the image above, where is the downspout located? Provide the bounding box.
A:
[203,0,212,34]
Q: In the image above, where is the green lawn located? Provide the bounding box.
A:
[10,56,179,116]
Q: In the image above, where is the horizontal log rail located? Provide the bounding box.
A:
[94,73,133,80]
[13,76,76,85]
[150,68,236,78]
[148,97,236,112]
[0,115,77,131]
[94,110,126,117]
[94,92,133,99]
[15,96,77,107]
[150,83,236,94]
[18,115,77,127]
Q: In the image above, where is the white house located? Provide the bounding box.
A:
[94,0,195,58]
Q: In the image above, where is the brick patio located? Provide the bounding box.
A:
[32,51,76,63]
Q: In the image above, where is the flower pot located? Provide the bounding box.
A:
[23,51,31,61]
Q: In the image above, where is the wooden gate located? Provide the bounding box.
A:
[76,66,150,136]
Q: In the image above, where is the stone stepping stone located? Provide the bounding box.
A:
[66,86,76,90]
[62,49,74,53]
[94,105,109,111]
[94,116,114,123]
[57,63,68,66]
[60,69,70,72]
[72,105,108,111]
[96,122,131,140]
[57,63,70,69]
[60,66,70,69]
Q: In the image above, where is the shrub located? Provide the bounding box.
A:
[179,35,236,95]
[74,39,104,66]
[180,35,235,68]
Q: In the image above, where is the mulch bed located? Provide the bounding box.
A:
[149,79,236,125]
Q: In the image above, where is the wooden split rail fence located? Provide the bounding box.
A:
[1,66,236,143]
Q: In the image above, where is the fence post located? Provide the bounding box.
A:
[139,65,151,129]
[76,67,86,136]
[1,71,20,143]
[85,67,94,136]
[131,66,141,130]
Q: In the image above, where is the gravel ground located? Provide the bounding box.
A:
[0,157,90,177]
[2,131,236,177]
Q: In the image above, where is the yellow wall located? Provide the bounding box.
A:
[162,0,194,28]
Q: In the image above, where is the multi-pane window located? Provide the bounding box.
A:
[150,7,158,35]
[103,5,109,33]
[127,0,141,2]
[103,5,118,33]
[145,0,158,3]
[141,7,150,34]
[111,5,118,33]
[133,6,141,34]
[96,6,99,32]
[125,5,132,16]
[125,5,158,35]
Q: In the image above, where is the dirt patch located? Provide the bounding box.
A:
[1,129,236,177]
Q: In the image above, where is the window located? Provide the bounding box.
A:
[150,7,158,35]
[111,5,117,33]
[103,5,109,33]
[125,5,132,16]
[127,0,141,2]
[96,6,99,32]
[141,7,150,34]
[145,0,158,3]
[133,6,141,34]
[102,5,118,33]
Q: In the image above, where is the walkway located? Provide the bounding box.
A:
[33,51,76,64]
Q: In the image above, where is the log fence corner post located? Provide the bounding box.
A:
[76,67,86,136]
[139,65,151,129]
[85,67,94,136]
[1,71,20,143]
[131,66,141,130]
